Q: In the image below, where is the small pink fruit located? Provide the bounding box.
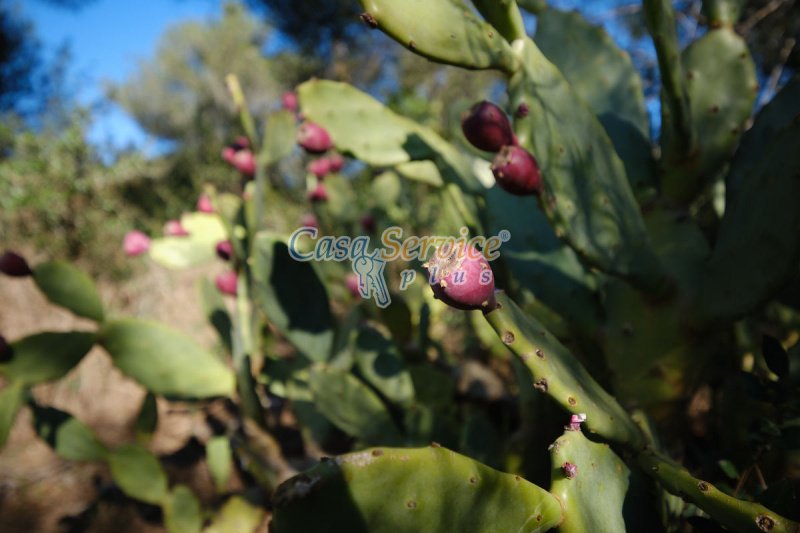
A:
[308,182,328,202]
[490,145,542,196]
[461,101,514,152]
[346,273,360,297]
[327,153,344,172]
[164,220,189,237]
[424,244,496,311]
[515,102,530,118]
[216,240,233,261]
[123,231,151,257]
[360,214,376,234]
[0,251,32,277]
[300,213,318,229]
[282,91,298,112]
[297,122,332,153]
[215,271,238,296]
[232,149,256,176]
[308,158,332,178]
[197,194,214,213]
[221,146,236,163]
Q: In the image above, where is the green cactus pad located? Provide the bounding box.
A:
[32,261,104,322]
[108,443,169,505]
[549,429,630,532]
[357,0,517,72]
[508,38,666,293]
[297,79,482,194]
[271,445,562,533]
[0,381,27,448]
[308,364,403,445]
[661,28,757,203]
[251,233,334,362]
[204,496,265,533]
[702,0,746,26]
[353,326,415,408]
[99,318,235,398]
[30,403,108,461]
[164,485,203,533]
[149,212,228,269]
[695,78,800,324]
[484,292,644,448]
[198,277,233,353]
[261,109,297,166]
[207,436,232,493]
[2,331,95,386]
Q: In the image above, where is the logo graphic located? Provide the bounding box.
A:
[288,226,510,308]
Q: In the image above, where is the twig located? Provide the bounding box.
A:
[757,37,797,109]
[738,0,787,35]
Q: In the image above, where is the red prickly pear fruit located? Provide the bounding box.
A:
[308,182,328,203]
[164,220,190,237]
[327,153,344,172]
[232,149,256,176]
[360,214,376,234]
[297,122,332,153]
[461,100,514,152]
[216,240,233,261]
[424,244,496,311]
[123,230,151,257]
[197,194,214,213]
[0,251,32,277]
[490,145,542,196]
[345,273,360,297]
[222,146,236,163]
[282,91,298,112]
[300,213,318,229]
[0,334,12,362]
[308,157,332,178]
[215,271,238,296]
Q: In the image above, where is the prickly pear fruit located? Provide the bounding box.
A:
[461,100,514,152]
[308,158,332,178]
[216,240,233,261]
[231,149,256,176]
[360,214,376,234]
[309,182,329,203]
[297,122,333,153]
[197,194,214,213]
[215,271,238,296]
[164,220,189,237]
[490,145,542,196]
[300,213,318,230]
[282,91,298,112]
[0,251,32,277]
[425,245,496,311]
[346,273,360,297]
[327,153,344,172]
[123,231,151,257]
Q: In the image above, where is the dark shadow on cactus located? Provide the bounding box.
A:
[270,242,332,334]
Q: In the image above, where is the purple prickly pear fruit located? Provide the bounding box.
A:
[300,213,318,230]
[216,240,233,261]
[215,271,238,296]
[327,153,344,173]
[490,145,542,196]
[282,91,298,112]
[0,334,11,362]
[345,273,360,297]
[562,462,578,479]
[233,136,249,150]
[123,231,151,257]
[197,194,214,213]
[424,244,496,311]
[0,251,32,277]
[297,122,333,153]
[308,182,328,203]
[308,157,332,178]
[515,102,529,118]
[164,220,190,237]
[461,101,514,152]
[360,214,376,234]
[231,149,256,176]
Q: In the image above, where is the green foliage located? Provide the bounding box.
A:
[206,436,233,493]
[32,260,105,321]
[164,485,203,533]
[108,443,169,505]
[149,212,228,269]
[271,446,562,533]
[30,403,108,461]
[2,331,95,385]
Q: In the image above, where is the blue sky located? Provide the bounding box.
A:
[22,0,222,150]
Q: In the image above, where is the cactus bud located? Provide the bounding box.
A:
[0,251,32,277]
[297,122,333,153]
[346,273,360,297]
[308,157,332,178]
[515,102,529,118]
[562,462,578,479]
[216,240,233,261]
[461,101,514,152]
[424,244,496,311]
[215,271,238,296]
[567,413,587,431]
[0,334,12,362]
[327,153,344,173]
[231,149,256,176]
[360,214,376,234]
[123,231,151,257]
[197,194,214,213]
[282,91,298,112]
[490,145,542,196]
[300,213,318,230]
[164,220,189,237]
[308,182,328,203]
